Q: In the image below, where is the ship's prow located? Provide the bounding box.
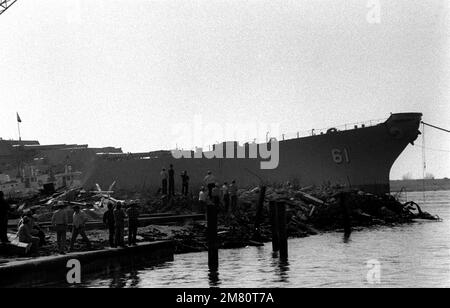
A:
[84,112,423,195]
[1,112,423,197]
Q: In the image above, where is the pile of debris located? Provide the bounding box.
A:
[203,184,440,249]
[6,185,143,224]
[240,185,440,229]
[2,183,440,257]
[132,184,440,253]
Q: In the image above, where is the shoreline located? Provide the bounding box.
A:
[0,241,174,288]
[0,186,440,271]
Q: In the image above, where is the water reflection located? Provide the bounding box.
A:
[108,267,141,288]
[72,191,450,288]
[109,269,127,288]
[343,232,352,243]
[128,270,141,288]
[255,246,266,262]
[208,270,221,287]
[277,260,290,283]
[270,257,290,283]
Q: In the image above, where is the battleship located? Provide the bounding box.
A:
[0,112,422,197]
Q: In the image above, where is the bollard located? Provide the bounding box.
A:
[277,201,288,260]
[340,192,352,236]
[207,202,219,270]
[269,201,279,252]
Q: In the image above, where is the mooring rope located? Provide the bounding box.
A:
[418,121,449,204]
[422,122,426,203]
[421,121,450,133]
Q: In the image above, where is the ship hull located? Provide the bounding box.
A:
[85,113,422,195]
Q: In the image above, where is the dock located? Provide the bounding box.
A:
[0,240,174,287]
[8,213,205,230]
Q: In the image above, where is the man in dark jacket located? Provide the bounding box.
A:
[181,170,189,196]
[103,202,116,247]
[160,168,168,195]
[0,191,10,243]
[168,164,175,196]
[114,202,127,247]
[126,203,140,246]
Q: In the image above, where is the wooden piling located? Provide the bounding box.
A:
[252,185,266,241]
[269,201,279,252]
[277,201,288,260]
[340,192,352,236]
[207,202,219,270]
[161,195,168,208]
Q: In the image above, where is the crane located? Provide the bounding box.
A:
[0,0,18,16]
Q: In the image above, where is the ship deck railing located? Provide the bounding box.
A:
[273,117,388,142]
[172,117,387,153]
[95,117,387,160]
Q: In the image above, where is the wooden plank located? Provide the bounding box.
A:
[0,234,31,256]
[296,191,325,206]
[35,213,205,231]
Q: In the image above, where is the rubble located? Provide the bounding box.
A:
[144,183,442,253]
[1,184,440,258]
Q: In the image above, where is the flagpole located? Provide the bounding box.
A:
[16,112,22,179]
[17,118,21,141]
[16,112,22,142]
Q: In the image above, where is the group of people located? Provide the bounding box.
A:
[159,166,239,212]
[200,171,238,213]
[1,167,239,255]
[49,200,140,254]
[159,166,239,211]
[1,191,45,249]
[0,192,141,255]
[160,164,190,197]
[17,209,46,251]
[51,201,91,254]
[102,201,140,248]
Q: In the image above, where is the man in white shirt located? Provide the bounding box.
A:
[221,182,230,212]
[52,201,69,254]
[69,205,91,251]
[198,186,207,212]
[203,171,216,198]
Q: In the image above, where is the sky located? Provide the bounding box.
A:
[0,0,449,180]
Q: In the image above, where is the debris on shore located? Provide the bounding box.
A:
[1,184,440,259]
[156,185,441,253]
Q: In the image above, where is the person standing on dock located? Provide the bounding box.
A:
[126,203,140,246]
[160,168,168,195]
[51,201,69,254]
[0,191,10,244]
[198,186,207,212]
[221,182,230,212]
[114,202,127,247]
[229,180,238,211]
[204,171,216,198]
[181,170,189,196]
[211,183,221,208]
[168,164,175,196]
[69,205,91,251]
[103,203,116,247]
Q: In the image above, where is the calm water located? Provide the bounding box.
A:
[81,190,450,288]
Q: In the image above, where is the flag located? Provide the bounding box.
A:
[16,112,22,123]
